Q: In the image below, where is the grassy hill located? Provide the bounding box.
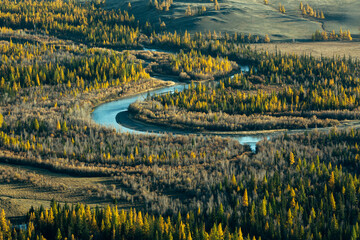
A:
[106,0,360,40]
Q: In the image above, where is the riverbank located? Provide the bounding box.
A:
[90,77,176,114]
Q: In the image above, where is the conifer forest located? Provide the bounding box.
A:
[0,0,359,239]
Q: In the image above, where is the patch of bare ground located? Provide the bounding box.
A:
[252,42,360,59]
[0,163,137,217]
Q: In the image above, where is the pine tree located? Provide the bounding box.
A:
[347,30,352,41]
[56,228,62,240]
[0,209,10,235]
[242,189,249,207]
[62,121,68,133]
[330,193,336,211]
[250,203,256,224]
[329,171,335,189]
[331,214,339,231]
[0,113,3,128]
[34,119,40,131]
[238,227,244,240]
[261,197,267,216]
[231,174,237,186]
[290,198,296,208]
[287,209,293,226]
[289,152,295,165]
[351,225,357,240]
[264,34,270,43]
[57,120,61,131]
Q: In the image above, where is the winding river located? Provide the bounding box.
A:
[91,70,270,152]
[92,49,269,151]
[91,48,360,152]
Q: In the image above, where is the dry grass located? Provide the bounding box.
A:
[108,0,360,40]
[252,42,360,59]
[0,163,135,217]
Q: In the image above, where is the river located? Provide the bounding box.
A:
[92,48,270,151]
[92,74,269,152]
[91,48,359,152]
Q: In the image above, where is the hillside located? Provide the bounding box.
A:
[107,0,360,41]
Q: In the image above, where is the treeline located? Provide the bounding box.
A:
[254,50,359,86]
[300,2,325,19]
[0,0,139,47]
[149,0,173,11]
[170,50,235,80]
[129,100,338,131]
[312,29,353,41]
[148,30,266,54]
[0,41,149,96]
[151,79,360,115]
[144,48,236,81]
[0,201,261,240]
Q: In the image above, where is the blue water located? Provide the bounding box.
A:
[92,83,187,134]
[92,49,265,151]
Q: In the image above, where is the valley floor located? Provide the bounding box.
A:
[252,41,360,59]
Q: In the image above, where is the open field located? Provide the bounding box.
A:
[0,163,116,217]
[108,0,360,40]
[252,41,360,59]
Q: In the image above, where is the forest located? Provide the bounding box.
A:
[0,0,359,239]
[132,39,360,131]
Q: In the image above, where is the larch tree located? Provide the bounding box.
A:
[57,120,61,131]
[330,193,336,211]
[329,171,335,189]
[34,119,40,131]
[0,113,3,128]
[287,209,293,226]
[261,197,267,216]
[289,152,295,165]
[264,34,270,43]
[242,189,249,207]
[61,121,68,133]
